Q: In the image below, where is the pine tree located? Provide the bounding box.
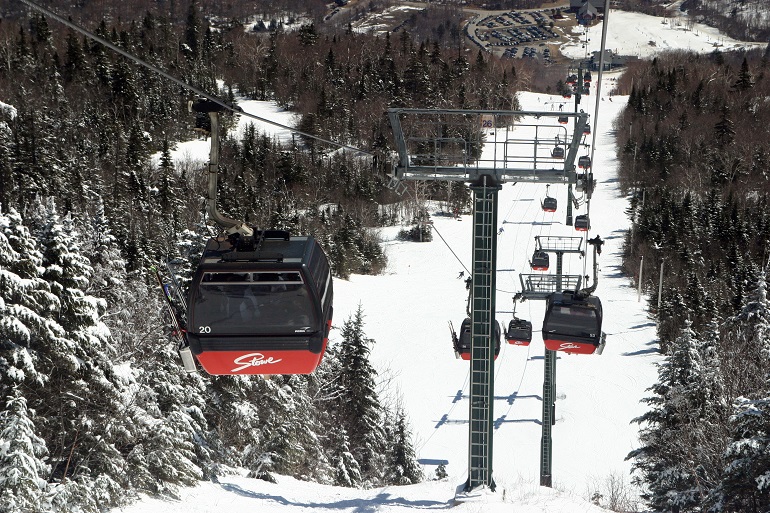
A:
[385,404,423,485]
[32,201,131,505]
[280,375,333,483]
[715,274,770,511]
[205,376,267,479]
[125,329,209,495]
[329,425,362,487]
[0,103,15,210]
[248,376,304,481]
[82,196,127,303]
[183,0,201,61]
[716,395,770,512]
[628,321,713,512]
[336,306,387,486]
[0,389,49,513]
[298,23,318,46]
[733,57,754,91]
[725,271,770,396]
[63,30,87,83]
[714,104,735,149]
[0,208,60,391]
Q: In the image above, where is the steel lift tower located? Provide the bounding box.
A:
[521,235,586,486]
[388,108,589,492]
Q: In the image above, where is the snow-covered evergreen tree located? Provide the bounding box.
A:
[716,396,770,512]
[81,196,127,305]
[329,425,362,488]
[629,320,715,512]
[0,208,56,392]
[279,374,333,483]
[336,305,387,486]
[385,404,423,485]
[0,388,49,513]
[125,332,209,495]
[206,375,266,478]
[714,274,770,511]
[33,200,130,506]
[725,271,770,396]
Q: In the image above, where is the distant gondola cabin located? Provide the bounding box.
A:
[187,231,333,375]
[531,250,550,271]
[574,214,590,232]
[453,318,501,360]
[542,196,558,212]
[506,318,532,346]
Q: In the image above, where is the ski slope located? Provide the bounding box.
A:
[126,76,656,513]
[330,78,658,501]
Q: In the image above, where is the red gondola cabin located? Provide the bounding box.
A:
[531,250,550,271]
[506,318,532,346]
[542,292,604,354]
[187,231,333,375]
[453,318,501,360]
[574,214,590,232]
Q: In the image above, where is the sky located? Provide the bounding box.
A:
[119,9,758,513]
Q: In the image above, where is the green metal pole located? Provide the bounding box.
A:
[465,176,501,492]
[540,251,563,487]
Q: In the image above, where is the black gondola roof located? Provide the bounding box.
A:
[199,231,313,265]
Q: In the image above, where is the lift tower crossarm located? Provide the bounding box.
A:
[388,109,589,184]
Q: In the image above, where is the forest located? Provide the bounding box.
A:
[617,46,770,511]
[0,1,522,511]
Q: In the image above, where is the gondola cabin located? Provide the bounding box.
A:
[558,115,568,124]
[551,146,565,159]
[531,250,550,271]
[578,155,591,169]
[574,214,590,232]
[542,196,558,212]
[453,318,501,360]
[506,318,532,346]
[187,230,333,375]
[542,292,604,354]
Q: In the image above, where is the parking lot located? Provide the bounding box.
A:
[468,9,568,63]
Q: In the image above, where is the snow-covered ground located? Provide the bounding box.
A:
[150,99,296,169]
[560,8,763,60]
[120,9,759,513]
[351,5,424,35]
[327,80,652,509]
